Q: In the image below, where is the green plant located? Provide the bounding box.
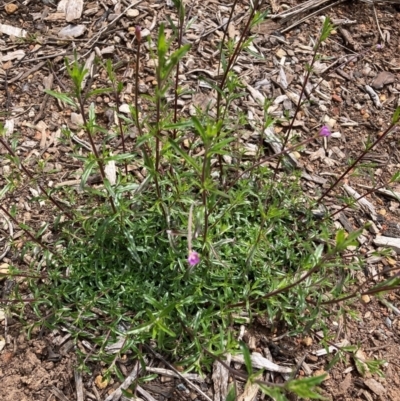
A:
[1,3,399,400]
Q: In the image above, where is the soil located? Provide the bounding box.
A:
[1,0,400,400]
[0,322,77,401]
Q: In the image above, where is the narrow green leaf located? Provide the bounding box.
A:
[80,159,97,187]
[225,385,236,401]
[392,107,400,124]
[240,342,253,375]
[168,138,202,174]
[45,90,77,108]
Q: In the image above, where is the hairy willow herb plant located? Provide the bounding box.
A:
[2,2,400,399]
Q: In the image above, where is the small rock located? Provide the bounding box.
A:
[364,378,386,396]
[5,3,18,14]
[361,294,371,304]
[302,337,313,347]
[177,383,188,392]
[126,9,139,17]
[70,112,84,126]
[119,104,131,114]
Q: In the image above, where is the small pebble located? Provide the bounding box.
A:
[177,383,188,392]
[361,294,371,304]
[5,3,18,14]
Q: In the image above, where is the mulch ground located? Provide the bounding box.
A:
[1,0,400,400]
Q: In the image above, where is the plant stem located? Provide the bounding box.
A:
[77,98,117,214]
[112,86,128,176]
[172,2,185,140]
[273,37,324,177]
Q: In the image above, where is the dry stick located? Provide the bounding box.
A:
[217,0,259,105]
[214,0,258,185]
[77,98,117,214]
[316,123,398,204]
[372,2,386,43]
[216,0,239,80]
[0,298,42,304]
[273,37,323,178]
[133,29,154,175]
[0,137,74,220]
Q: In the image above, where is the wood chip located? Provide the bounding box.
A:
[365,85,382,108]
[212,356,231,401]
[0,23,27,38]
[364,378,386,396]
[105,159,117,185]
[238,381,259,401]
[1,50,25,62]
[74,370,84,401]
[263,126,299,168]
[343,185,377,220]
[371,71,395,90]
[231,352,293,373]
[65,0,84,22]
[373,236,400,253]
[58,24,86,38]
[313,339,350,356]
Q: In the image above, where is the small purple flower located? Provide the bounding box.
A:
[135,26,142,42]
[319,125,331,137]
[188,250,200,266]
[376,44,383,50]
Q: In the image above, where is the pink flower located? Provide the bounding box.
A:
[319,125,331,137]
[188,250,200,266]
